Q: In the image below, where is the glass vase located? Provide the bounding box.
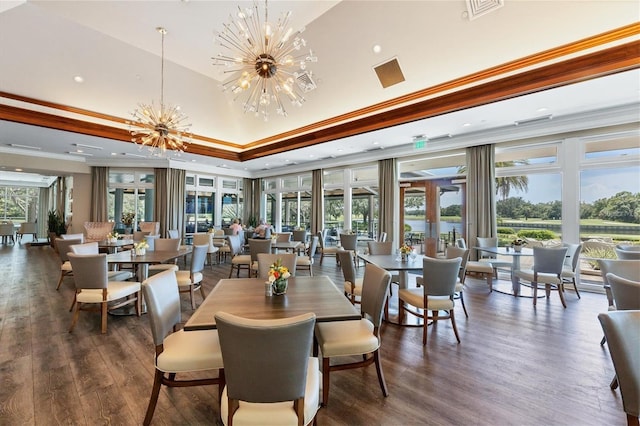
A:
[272,279,288,295]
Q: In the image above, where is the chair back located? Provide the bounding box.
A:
[368,241,393,255]
[55,237,83,261]
[167,229,180,239]
[446,246,470,282]
[456,238,467,249]
[154,238,180,252]
[139,222,160,236]
[598,259,640,287]
[0,223,14,236]
[563,243,582,271]
[340,233,358,251]
[142,270,181,347]
[249,238,272,263]
[360,264,392,328]
[84,221,114,242]
[598,311,640,420]
[606,273,640,311]
[190,244,208,274]
[192,233,214,251]
[422,256,462,297]
[476,237,498,259]
[257,253,297,279]
[67,253,108,290]
[226,234,242,257]
[338,250,357,285]
[307,235,319,258]
[133,231,150,242]
[19,222,37,233]
[223,227,235,236]
[216,311,316,403]
[61,233,84,242]
[292,230,307,243]
[145,234,159,250]
[316,231,326,250]
[532,246,568,276]
[70,241,99,255]
[616,245,640,260]
[274,232,292,242]
[378,232,387,242]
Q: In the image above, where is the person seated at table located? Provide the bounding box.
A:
[229,218,243,235]
[253,219,271,239]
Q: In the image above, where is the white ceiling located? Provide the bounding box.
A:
[0,0,638,180]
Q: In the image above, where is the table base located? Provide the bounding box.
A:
[491,280,546,298]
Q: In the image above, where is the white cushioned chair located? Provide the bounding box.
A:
[138,221,159,236]
[16,222,38,243]
[597,259,640,346]
[55,237,83,291]
[317,230,339,265]
[295,235,318,276]
[67,253,140,334]
[83,221,114,242]
[561,243,583,299]
[228,235,251,277]
[175,243,208,309]
[339,249,363,305]
[456,238,494,291]
[399,256,463,345]
[147,237,181,276]
[513,246,569,308]
[314,263,391,406]
[192,233,219,268]
[141,269,225,426]
[216,311,319,426]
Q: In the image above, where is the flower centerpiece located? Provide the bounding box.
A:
[399,243,413,261]
[121,212,135,233]
[107,231,119,243]
[512,238,526,252]
[268,259,291,295]
[134,239,149,256]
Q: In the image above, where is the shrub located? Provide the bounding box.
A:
[404,223,412,232]
[497,227,515,235]
[517,229,557,240]
[583,246,617,270]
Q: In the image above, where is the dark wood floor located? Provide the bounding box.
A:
[0,242,625,425]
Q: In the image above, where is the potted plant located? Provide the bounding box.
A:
[47,209,66,247]
[121,212,135,234]
[512,238,526,252]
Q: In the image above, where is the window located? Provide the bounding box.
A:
[185,173,216,233]
[0,186,39,223]
[108,170,155,232]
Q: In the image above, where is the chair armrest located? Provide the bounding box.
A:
[604,284,614,308]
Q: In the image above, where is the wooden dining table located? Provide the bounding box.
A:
[107,247,192,281]
[184,275,360,331]
[271,240,303,253]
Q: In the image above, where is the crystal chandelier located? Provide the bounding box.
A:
[213,0,318,121]
[129,27,191,155]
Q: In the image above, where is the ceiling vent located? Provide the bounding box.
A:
[295,71,317,93]
[373,58,405,89]
[465,0,504,20]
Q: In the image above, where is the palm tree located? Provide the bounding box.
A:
[457,160,529,200]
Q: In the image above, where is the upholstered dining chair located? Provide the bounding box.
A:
[257,253,297,280]
[248,238,272,277]
[616,244,640,260]
[598,311,640,426]
[175,243,208,309]
[141,270,225,426]
[292,230,308,245]
[339,233,359,267]
[16,222,38,243]
[147,237,181,276]
[228,235,251,277]
[0,222,15,244]
[67,253,140,334]
[339,250,363,305]
[561,243,583,299]
[476,236,512,279]
[55,237,82,291]
[399,256,462,345]
[317,230,339,265]
[314,263,391,406]
[192,233,219,268]
[295,235,318,276]
[415,246,470,318]
[61,232,84,242]
[83,221,114,242]
[216,311,319,426]
[597,259,640,346]
[513,246,569,307]
[167,229,180,239]
[138,221,159,236]
[456,237,494,291]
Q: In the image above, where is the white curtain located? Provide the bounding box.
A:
[466,145,496,260]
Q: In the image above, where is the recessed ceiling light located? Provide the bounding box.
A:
[15,168,23,172]
[73,75,84,83]
[67,151,93,156]
[74,143,103,150]
[308,154,314,158]
[372,141,379,145]
[537,107,548,112]
[111,152,117,156]
[372,44,382,54]
[463,122,471,127]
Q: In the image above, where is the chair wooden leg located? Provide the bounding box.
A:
[228,265,235,278]
[459,292,468,318]
[487,274,493,292]
[56,271,65,290]
[450,309,461,343]
[573,279,581,299]
[322,357,330,407]
[69,292,77,312]
[600,335,607,346]
[533,282,538,306]
[69,302,81,333]
[136,291,142,316]
[143,369,164,426]
[558,284,567,308]
[101,301,108,334]
[610,375,618,390]
[199,284,206,301]
[190,286,196,310]
[625,413,638,426]
[373,349,389,397]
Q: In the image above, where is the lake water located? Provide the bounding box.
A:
[405,219,462,238]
